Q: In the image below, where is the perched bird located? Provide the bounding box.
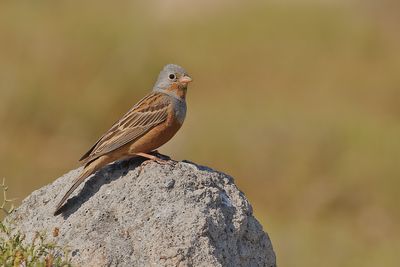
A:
[54,64,192,215]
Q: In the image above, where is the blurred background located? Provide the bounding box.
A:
[1,0,399,266]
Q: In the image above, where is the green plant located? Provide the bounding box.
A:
[0,180,72,266]
[0,222,72,267]
[0,179,16,215]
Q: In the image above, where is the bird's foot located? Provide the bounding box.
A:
[149,150,171,160]
[136,152,175,174]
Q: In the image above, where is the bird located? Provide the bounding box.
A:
[54,64,192,215]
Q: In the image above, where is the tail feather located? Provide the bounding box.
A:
[54,164,98,215]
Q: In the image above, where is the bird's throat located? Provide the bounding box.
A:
[165,84,187,101]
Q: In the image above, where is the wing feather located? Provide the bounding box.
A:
[79,92,170,164]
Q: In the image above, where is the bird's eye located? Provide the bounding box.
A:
[168,74,176,80]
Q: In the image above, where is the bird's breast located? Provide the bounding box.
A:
[172,98,187,125]
[127,98,186,154]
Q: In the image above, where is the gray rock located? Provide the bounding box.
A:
[6,158,276,267]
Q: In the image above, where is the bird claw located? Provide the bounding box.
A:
[150,151,171,161]
[151,157,172,165]
[137,153,175,174]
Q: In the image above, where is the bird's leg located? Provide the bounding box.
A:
[135,152,174,174]
[135,152,168,163]
[149,150,171,160]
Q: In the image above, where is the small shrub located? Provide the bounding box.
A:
[0,179,72,266]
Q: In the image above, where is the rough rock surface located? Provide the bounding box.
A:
[6,158,276,267]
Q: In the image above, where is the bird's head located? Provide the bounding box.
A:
[153,64,192,97]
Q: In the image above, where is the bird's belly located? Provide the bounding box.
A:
[128,116,182,154]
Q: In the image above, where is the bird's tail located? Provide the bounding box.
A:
[54,161,101,215]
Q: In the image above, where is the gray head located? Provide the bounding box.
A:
[153,64,192,91]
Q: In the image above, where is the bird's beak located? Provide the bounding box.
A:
[178,75,192,85]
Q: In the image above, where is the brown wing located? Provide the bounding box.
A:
[79,92,170,164]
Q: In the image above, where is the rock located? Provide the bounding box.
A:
[5,158,276,267]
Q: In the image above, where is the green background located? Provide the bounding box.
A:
[1,1,399,266]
